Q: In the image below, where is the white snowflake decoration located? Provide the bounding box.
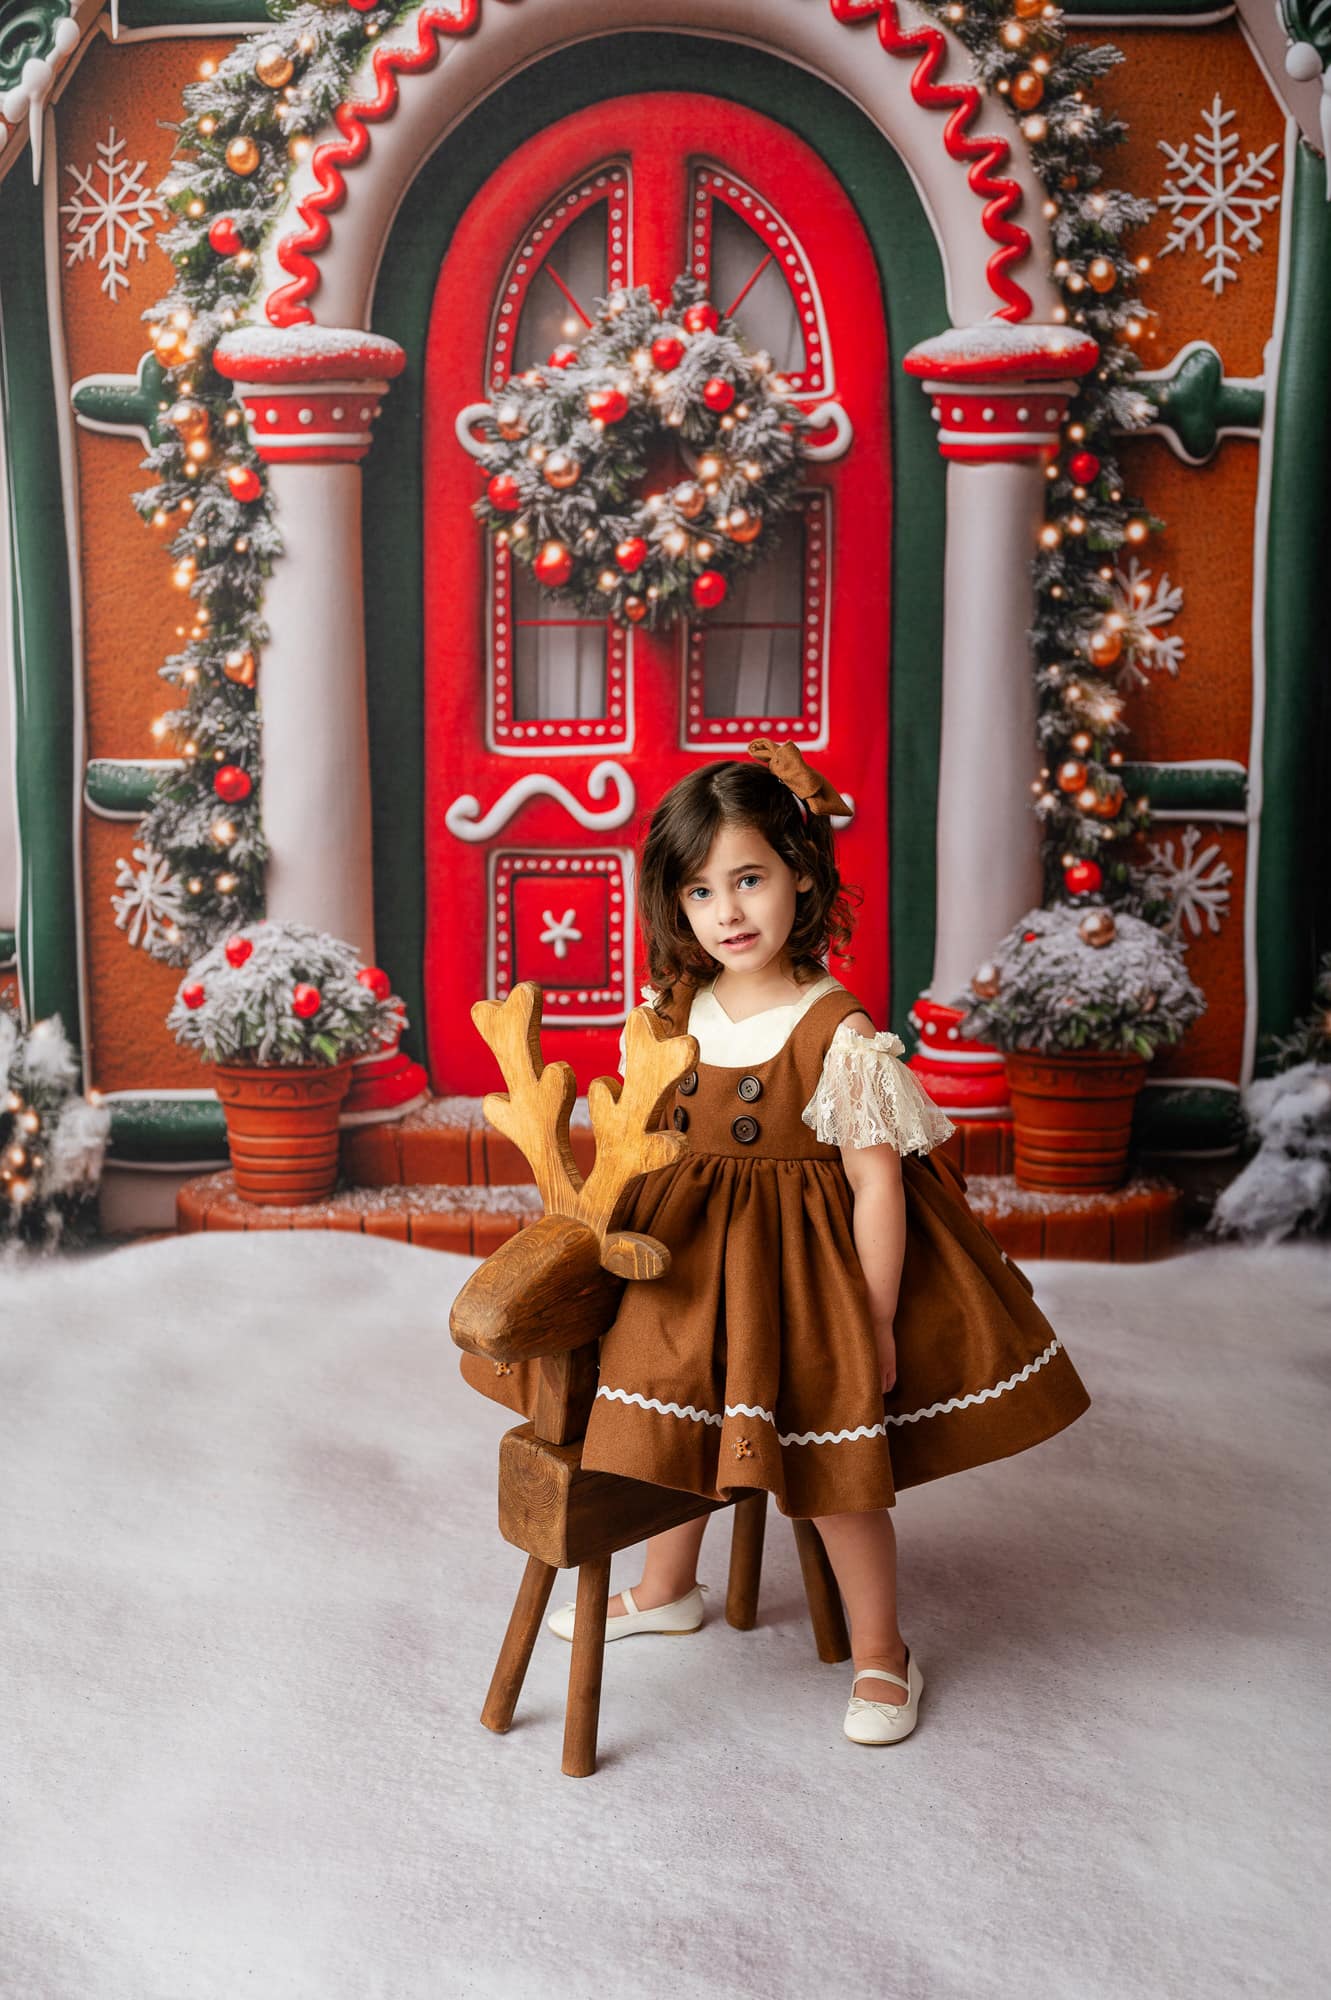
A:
[1144,824,1232,941]
[112,845,184,952]
[1111,559,1185,691]
[1157,97,1280,295]
[61,127,164,304]
[539,909,583,960]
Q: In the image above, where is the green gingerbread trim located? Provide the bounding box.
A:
[1139,343,1264,465]
[1119,761,1247,813]
[1133,1083,1246,1153]
[85,758,180,818]
[0,163,81,1042]
[1257,142,1331,1064]
[106,1094,227,1164]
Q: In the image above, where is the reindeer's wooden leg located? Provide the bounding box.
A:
[792,1518,851,1664]
[481,1554,558,1735]
[562,1554,612,1778]
[726,1490,767,1630]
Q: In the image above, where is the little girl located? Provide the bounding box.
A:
[542,743,1092,1745]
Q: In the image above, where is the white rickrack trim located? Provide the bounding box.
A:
[883,1337,1063,1426]
[595,1388,724,1428]
[595,1336,1063,1444]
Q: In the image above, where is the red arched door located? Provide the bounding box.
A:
[424,94,890,1092]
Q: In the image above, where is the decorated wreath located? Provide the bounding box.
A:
[470,276,810,628]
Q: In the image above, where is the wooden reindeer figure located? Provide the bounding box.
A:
[451,982,850,1777]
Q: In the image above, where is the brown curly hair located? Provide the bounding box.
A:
[638,759,859,1009]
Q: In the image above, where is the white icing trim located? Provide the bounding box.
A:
[444,759,635,840]
[595,1335,1064,1442]
[43,120,92,1088]
[1240,120,1293,1090]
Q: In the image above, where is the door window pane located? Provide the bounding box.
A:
[683,495,829,745]
[512,205,609,374]
[709,201,804,375]
[511,561,606,719]
[700,515,804,718]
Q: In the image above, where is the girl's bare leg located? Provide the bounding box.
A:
[609,1514,711,1617]
[812,1507,910,1704]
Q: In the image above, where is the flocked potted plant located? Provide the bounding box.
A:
[167,922,405,1206]
[959,904,1205,1191]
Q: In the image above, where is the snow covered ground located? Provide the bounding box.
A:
[1,1231,1327,2000]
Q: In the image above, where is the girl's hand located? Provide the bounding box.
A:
[876,1323,897,1395]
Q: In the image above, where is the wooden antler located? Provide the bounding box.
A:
[470,983,697,1276]
[471,984,584,1221]
[581,1006,696,1238]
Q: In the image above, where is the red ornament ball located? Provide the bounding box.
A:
[291,983,323,1019]
[208,216,243,257]
[615,536,648,573]
[702,376,735,413]
[356,965,393,1001]
[181,982,206,1010]
[623,595,647,623]
[347,0,380,11]
[1068,450,1101,485]
[691,570,728,609]
[487,472,522,513]
[226,465,262,504]
[213,764,253,804]
[1064,859,1104,896]
[548,344,578,370]
[534,539,573,589]
[224,935,254,969]
[586,386,629,424]
[651,333,686,373]
[682,302,720,335]
[1021,930,1040,943]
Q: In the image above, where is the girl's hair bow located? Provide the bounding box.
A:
[747,737,851,819]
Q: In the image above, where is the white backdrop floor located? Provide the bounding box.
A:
[1,1231,1328,2000]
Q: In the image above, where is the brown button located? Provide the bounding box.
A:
[736,1074,763,1103]
[677,1070,698,1096]
[731,1115,760,1145]
[672,1105,689,1132]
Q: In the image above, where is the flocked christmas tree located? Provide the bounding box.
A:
[1,1004,110,1248]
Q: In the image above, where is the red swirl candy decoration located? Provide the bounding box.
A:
[267,2,482,327]
[827,0,1033,323]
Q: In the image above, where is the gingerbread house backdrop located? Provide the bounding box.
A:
[1,0,1329,1235]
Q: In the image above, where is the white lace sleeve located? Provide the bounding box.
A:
[618,984,661,1075]
[801,1021,957,1155]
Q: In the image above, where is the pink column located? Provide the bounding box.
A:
[900,325,1099,1117]
[215,327,428,1121]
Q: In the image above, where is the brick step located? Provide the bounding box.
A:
[178,1173,543,1255]
[177,1164,1178,1261]
[340,1096,1015,1188]
[963,1173,1181,1262]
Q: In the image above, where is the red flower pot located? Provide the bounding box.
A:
[213,1060,353,1206]
[1004,1048,1150,1192]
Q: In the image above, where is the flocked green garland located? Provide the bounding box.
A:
[914,0,1168,920]
[130,0,1165,969]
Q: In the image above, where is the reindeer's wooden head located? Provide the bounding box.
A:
[450,984,698,1417]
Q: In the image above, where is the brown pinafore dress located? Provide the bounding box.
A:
[464,981,1091,1521]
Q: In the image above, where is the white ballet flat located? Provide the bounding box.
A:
[843,1651,925,1745]
[546,1582,708,1643]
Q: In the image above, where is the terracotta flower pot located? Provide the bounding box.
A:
[1004,1048,1150,1192]
[213,1059,353,1206]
